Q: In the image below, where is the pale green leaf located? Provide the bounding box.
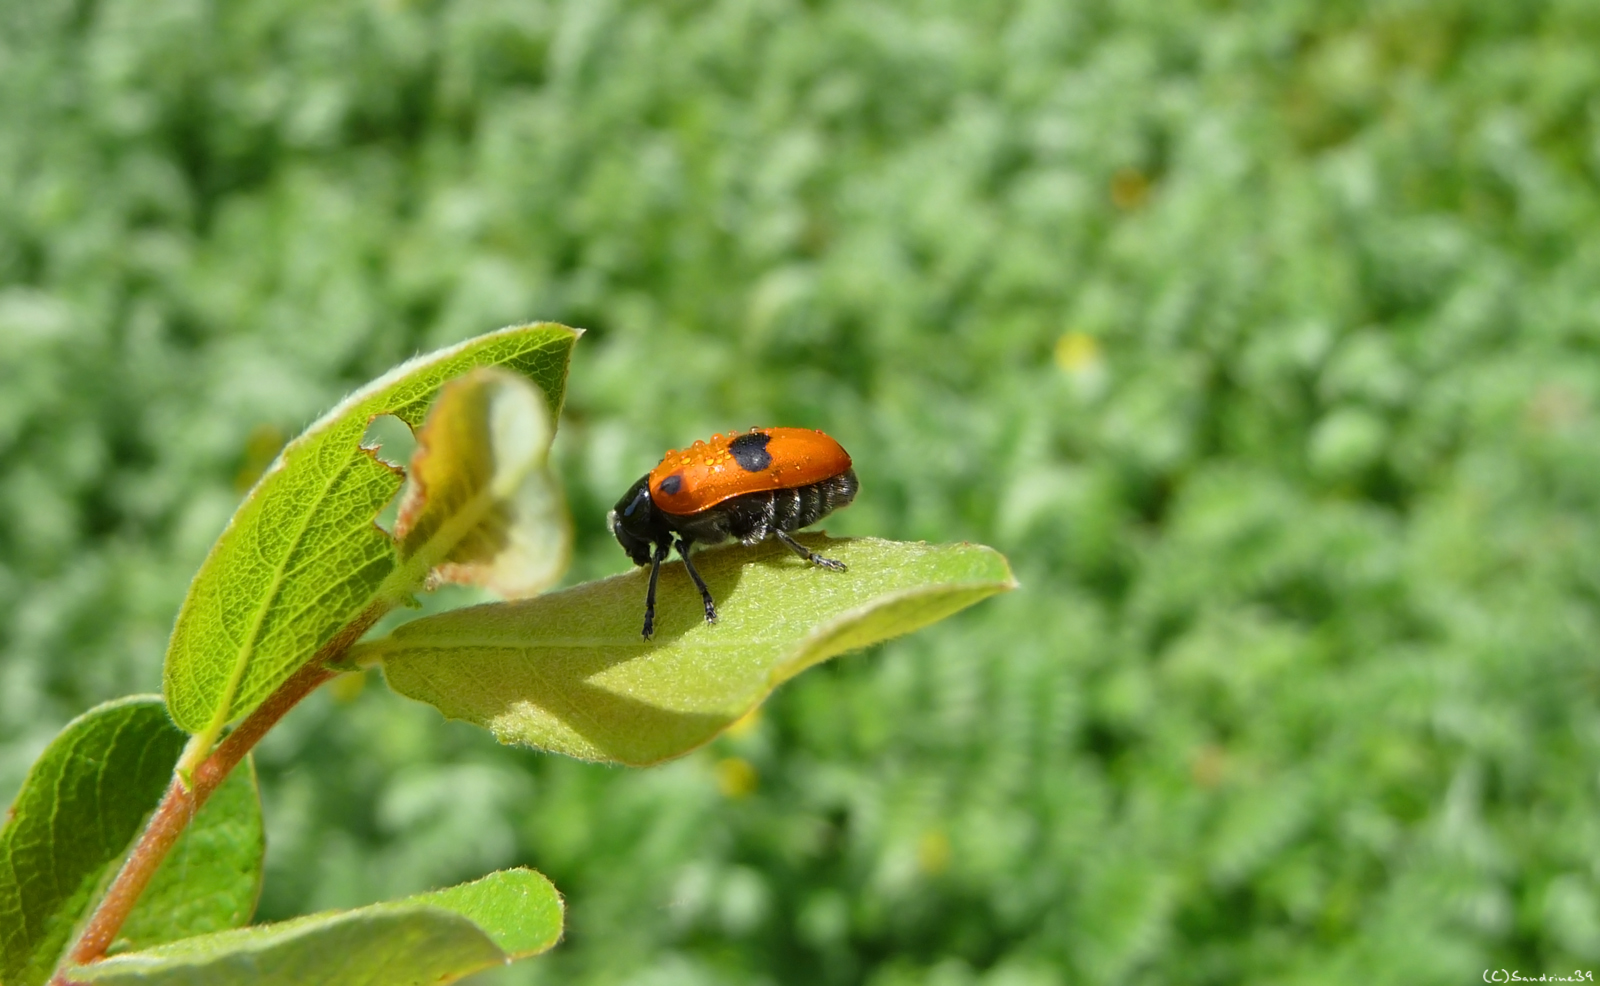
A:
[393,367,570,598]
[0,698,263,986]
[118,759,265,954]
[162,323,580,738]
[66,868,563,986]
[365,537,1016,765]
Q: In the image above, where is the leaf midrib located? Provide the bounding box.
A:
[209,439,374,735]
[400,479,501,583]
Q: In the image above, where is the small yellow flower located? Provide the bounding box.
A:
[1054,331,1102,374]
[716,757,758,798]
[917,829,951,875]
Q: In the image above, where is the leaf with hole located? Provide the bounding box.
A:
[393,367,570,598]
[65,868,562,986]
[162,323,579,741]
[363,537,1016,765]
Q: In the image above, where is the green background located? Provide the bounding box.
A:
[4,1,1600,983]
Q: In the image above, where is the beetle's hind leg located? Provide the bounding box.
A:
[775,530,846,571]
[675,538,718,624]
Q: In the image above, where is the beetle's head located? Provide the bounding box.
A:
[609,474,662,566]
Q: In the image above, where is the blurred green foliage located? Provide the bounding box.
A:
[4,0,1600,984]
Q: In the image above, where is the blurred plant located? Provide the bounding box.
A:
[0,324,1012,985]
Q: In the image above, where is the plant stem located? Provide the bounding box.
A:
[54,601,391,981]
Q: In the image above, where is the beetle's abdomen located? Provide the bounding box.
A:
[667,469,858,546]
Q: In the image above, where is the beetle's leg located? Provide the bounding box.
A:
[676,538,718,624]
[776,530,846,571]
[642,541,670,640]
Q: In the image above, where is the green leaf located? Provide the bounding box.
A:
[66,868,563,986]
[365,537,1016,765]
[393,367,570,598]
[0,697,264,986]
[118,759,265,954]
[162,323,580,740]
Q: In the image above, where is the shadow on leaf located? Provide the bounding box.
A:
[370,536,1014,765]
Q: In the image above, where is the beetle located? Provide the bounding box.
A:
[609,427,859,639]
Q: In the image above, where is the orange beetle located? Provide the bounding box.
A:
[610,427,859,639]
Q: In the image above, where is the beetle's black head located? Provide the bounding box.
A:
[609,474,667,566]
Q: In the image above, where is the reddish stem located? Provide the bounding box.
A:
[55,603,389,982]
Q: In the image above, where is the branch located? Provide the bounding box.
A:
[53,601,391,982]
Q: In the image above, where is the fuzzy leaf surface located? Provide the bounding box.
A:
[162,323,579,736]
[367,537,1015,764]
[118,758,265,954]
[393,367,570,598]
[66,868,563,986]
[0,697,263,986]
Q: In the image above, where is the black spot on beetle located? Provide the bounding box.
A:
[729,432,773,472]
[659,473,684,495]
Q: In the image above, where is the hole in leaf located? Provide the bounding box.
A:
[363,414,417,468]
[364,414,417,534]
